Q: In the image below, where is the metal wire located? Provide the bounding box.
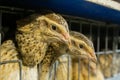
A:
[0,60,22,80]
[67,55,71,80]
[78,57,81,80]
[0,12,2,65]
[0,6,35,14]
[88,58,90,80]
[65,15,120,80]
[89,24,92,40]
[0,12,120,80]
[112,27,119,77]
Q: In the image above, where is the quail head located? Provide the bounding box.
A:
[15,13,71,67]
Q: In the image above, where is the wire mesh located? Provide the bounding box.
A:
[0,10,120,80]
[63,14,120,80]
[0,12,23,80]
[0,60,22,80]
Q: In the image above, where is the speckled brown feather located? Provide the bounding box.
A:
[0,40,38,80]
[0,13,70,80]
[16,30,47,67]
[70,31,94,49]
[39,31,97,80]
[16,13,70,67]
[0,40,19,80]
[55,31,103,80]
[38,13,70,80]
[70,31,97,62]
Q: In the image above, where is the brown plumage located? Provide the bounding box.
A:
[0,13,70,80]
[54,32,100,80]
[16,13,70,67]
[38,13,70,80]
[69,31,103,80]
[69,31,96,62]
[0,40,38,80]
[97,53,113,78]
[71,58,104,80]
[39,31,97,80]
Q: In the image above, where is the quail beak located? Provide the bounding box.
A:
[62,33,71,48]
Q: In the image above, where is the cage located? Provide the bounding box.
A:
[55,15,120,80]
[0,3,120,80]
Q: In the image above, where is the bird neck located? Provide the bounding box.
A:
[16,32,48,67]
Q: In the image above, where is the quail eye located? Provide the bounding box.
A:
[79,44,83,48]
[52,25,57,30]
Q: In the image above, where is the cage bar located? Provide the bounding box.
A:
[0,12,120,80]
[0,12,2,45]
[0,60,22,80]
